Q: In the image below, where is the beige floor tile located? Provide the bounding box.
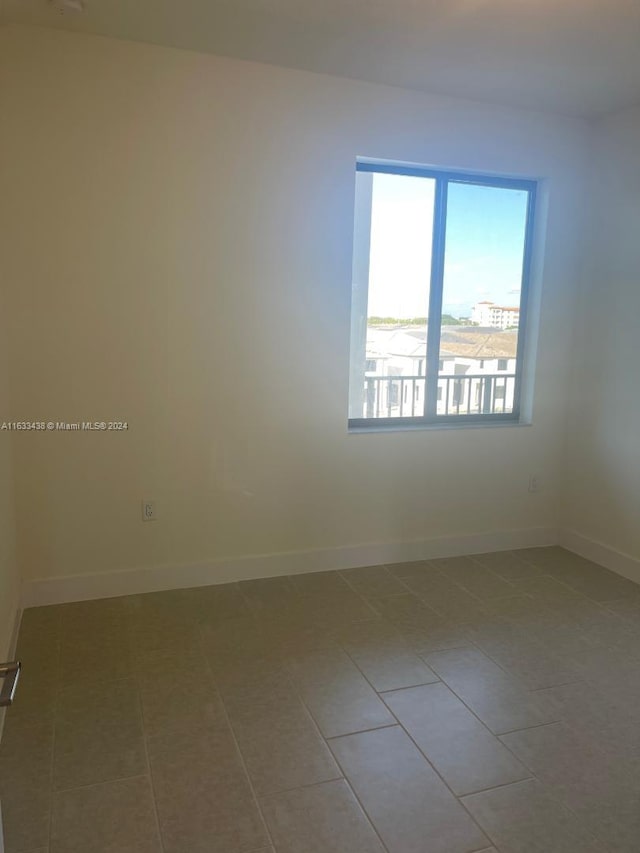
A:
[180,582,251,622]
[429,556,517,600]
[470,551,545,581]
[260,779,385,853]
[51,776,161,853]
[466,618,581,690]
[288,647,395,737]
[339,565,408,599]
[511,576,581,602]
[149,727,268,853]
[59,597,128,643]
[534,680,640,768]
[510,611,601,659]
[369,593,442,631]
[502,721,640,853]
[125,591,200,653]
[584,647,640,684]
[13,610,60,726]
[264,611,340,654]
[288,570,352,596]
[605,596,640,624]
[544,559,640,602]
[384,682,529,795]
[0,718,53,795]
[59,634,132,690]
[462,778,608,852]
[485,593,547,620]
[0,786,50,853]
[424,647,558,734]
[139,669,227,738]
[222,669,341,795]
[3,667,58,730]
[384,559,433,579]
[53,679,146,790]
[57,600,131,690]
[309,592,378,630]
[329,726,489,853]
[128,617,199,654]
[514,547,570,567]
[201,616,291,695]
[400,572,489,620]
[17,606,61,648]
[572,605,640,652]
[132,643,211,680]
[397,619,471,654]
[337,619,439,692]
[238,576,297,614]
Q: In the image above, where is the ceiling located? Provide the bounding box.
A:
[2,0,640,117]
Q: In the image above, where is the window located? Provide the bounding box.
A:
[348,161,535,427]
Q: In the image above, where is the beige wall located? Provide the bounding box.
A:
[1,25,589,588]
[566,104,640,562]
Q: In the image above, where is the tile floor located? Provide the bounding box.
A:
[2,547,640,852]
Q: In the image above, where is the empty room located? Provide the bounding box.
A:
[1,1,640,852]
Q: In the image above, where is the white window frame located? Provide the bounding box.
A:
[348,160,537,429]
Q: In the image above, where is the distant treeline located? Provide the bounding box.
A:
[368,315,463,326]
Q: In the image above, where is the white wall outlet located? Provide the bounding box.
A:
[528,475,540,493]
[49,0,86,15]
[141,500,157,522]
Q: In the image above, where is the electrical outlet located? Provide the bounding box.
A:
[528,475,540,493]
[49,0,85,15]
[142,500,157,522]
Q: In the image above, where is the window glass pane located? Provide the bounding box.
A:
[437,182,529,417]
[349,170,435,419]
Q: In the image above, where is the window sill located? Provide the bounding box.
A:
[348,419,532,434]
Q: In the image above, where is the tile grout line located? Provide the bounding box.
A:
[394,557,497,612]
[127,611,166,853]
[374,651,560,844]
[53,772,153,795]
[482,733,615,853]
[326,722,400,741]
[282,590,555,851]
[320,738,393,853]
[196,621,278,853]
[369,692,498,850]
[257,774,350,800]
[278,648,393,853]
[457,775,535,799]
[417,654,565,744]
[302,632,497,851]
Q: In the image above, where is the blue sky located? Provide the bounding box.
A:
[365,172,529,319]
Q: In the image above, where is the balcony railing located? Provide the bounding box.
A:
[363,373,516,418]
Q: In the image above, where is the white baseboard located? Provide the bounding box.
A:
[22,526,560,608]
[561,529,640,585]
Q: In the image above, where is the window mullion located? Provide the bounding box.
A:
[424,178,448,420]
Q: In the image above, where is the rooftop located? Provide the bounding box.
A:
[366,325,518,360]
